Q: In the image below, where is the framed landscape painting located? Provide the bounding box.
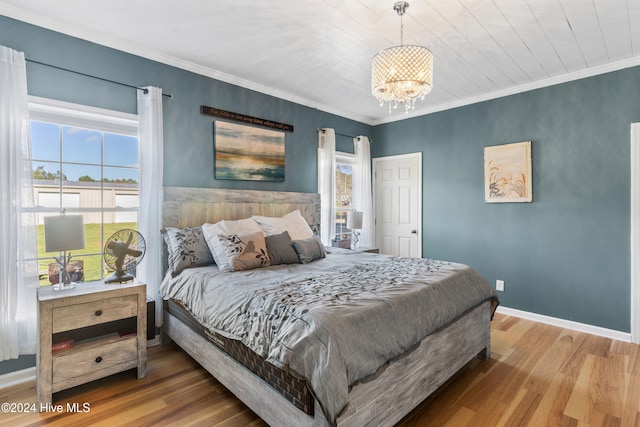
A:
[214,121,285,181]
[484,141,532,203]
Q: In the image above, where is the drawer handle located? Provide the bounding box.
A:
[95,356,103,363]
[95,310,102,316]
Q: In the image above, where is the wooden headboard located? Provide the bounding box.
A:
[163,187,321,228]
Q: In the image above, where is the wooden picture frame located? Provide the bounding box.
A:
[484,141,532,203]
[48,260,84,284]
[214,121,285,182]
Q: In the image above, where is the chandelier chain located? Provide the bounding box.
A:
[395,1,408,46]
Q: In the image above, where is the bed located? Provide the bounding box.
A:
[160,186,498,427]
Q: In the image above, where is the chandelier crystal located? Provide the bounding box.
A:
[371,2,433,114]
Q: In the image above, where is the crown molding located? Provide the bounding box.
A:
[3,6,640,128]
[0,7,374,125]
[374,56,640,125]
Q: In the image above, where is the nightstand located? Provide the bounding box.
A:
[37,281,147,407]
[352,246,379,254]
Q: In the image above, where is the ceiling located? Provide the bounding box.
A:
[1,0,640,125]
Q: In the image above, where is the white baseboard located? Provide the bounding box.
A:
[496,306,632,343]
[0,367,36,390]
[147,335,161,347]
[0,316,629,391]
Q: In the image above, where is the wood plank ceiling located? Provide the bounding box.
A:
[1,0,639,124]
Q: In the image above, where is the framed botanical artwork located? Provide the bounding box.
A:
[214,121,285,181]
[484,141,532,203]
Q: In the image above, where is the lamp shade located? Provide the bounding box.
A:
[347,211,363,230]
[44,215,85,252]
[371,45,433,105]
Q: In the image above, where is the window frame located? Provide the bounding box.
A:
[28,96,139,282]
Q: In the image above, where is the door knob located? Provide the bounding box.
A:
[411,229,417,234]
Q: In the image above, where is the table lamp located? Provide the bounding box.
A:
[347,211,363,248]
[44,214,85,290]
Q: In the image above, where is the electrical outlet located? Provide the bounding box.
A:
[496,280,505,291]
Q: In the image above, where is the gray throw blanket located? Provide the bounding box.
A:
[161,252,498,425]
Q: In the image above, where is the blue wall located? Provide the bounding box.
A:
[372,69,640,332]
[0,15,370,194]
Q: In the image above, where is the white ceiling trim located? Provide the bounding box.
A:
[0,5,373,124]
[3,4,640,128]
[143,54,375,125]
[375,55,640,125]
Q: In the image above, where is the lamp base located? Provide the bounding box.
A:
[53,282,76,291]
[52,260,76,291]
[352,230,360,248]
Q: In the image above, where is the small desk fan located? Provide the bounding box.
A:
[103,229,146,283]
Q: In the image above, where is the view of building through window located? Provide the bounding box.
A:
[31,119,139,284]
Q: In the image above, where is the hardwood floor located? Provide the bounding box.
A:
[1,313,639,427]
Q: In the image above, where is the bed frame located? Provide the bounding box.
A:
[162,186,491,427]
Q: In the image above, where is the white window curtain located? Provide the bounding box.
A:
[137,86,164,327]
[353,136,374,247]
[318,128,336,245]
[0,46,39,360]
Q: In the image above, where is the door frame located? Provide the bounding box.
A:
[372,152,423,258]
[631,123,640,343]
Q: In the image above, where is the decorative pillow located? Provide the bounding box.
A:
[161,226,214,276]
[253,210,314,241]
[265,231,299,266]
[216,231,270,271]
[291,235,326,264]
[202,218,263,270]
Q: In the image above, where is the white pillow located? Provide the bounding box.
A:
[253,209,314,241]
[202,218,262,270]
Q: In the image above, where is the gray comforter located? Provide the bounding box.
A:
[160,249,498,425]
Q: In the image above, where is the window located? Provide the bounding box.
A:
[29,97,139,284]
[335,152,355,239]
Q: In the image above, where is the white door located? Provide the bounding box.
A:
[631,123,640,344]
[373,152,422,257]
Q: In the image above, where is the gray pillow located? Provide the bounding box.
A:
[161,226,215,276]
[291,235,326,264]
[265,231,299,265]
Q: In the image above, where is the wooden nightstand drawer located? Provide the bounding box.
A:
[38,281,147,406]
[52,294,138,333]
[52,336,138,391]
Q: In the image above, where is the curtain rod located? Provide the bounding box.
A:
[318,128,371,142]
[26,59,173,98]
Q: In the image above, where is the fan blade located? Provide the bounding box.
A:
[124,248,143,258]
[105,241,118,253]
[106,240,129,253]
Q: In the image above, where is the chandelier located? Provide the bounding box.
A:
[371,1,433,114]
